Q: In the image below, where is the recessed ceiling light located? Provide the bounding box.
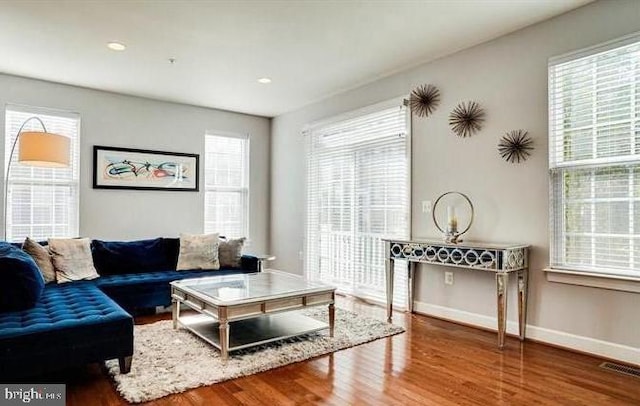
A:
[107,42,126,51]
[257,77,272,84]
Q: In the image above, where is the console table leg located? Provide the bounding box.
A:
[328,302,335,338]
[407,261,415,314]
[517,269,528,341]
[386,257,395,321]
[172,300,180,329]
[496,273,509,349]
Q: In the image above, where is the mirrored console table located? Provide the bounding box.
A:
[384,238,529,348]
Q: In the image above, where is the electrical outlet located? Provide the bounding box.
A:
[444,271,454,285]
[422,200,432,213]
[298,251,304,261]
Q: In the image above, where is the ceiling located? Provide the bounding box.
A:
[0,0,592,117]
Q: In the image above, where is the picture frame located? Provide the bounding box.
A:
[93,145,199,191]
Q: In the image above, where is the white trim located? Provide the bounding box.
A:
[302,95,408,134]
[413,301,640,365]
[302,130,310,280]
[244,135,250,240]
[544,268,640,293]
[405,101,412,240]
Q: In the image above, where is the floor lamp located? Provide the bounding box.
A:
[3,116,70,241]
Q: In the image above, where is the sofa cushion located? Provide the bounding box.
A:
[95,268,255,310]
[176,233,220,270]
[162,238,180,269]
[218,237,246,268]
[240,255,259,272]
[22,237,56,283]
[92,238,174,276]
[49,238,99,283]
[0,242,45,311]
[0,282,133,379]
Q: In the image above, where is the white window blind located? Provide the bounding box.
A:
[305,101,410,305]
[4,105,80,242]
[204,133,249,238]
[549,34,640,277]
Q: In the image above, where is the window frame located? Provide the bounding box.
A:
[203,131,250,239]
[547,32,640,289]
[3,104,80,242]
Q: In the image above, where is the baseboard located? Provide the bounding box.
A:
[413,301,640,366]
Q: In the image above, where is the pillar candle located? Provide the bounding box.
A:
[447,206,457,232]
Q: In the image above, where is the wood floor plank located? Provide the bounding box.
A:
[237,374,296,406]
[53,297,640,405]
[205,384,244,406]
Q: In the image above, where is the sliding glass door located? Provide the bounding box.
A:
[305,100,410,305]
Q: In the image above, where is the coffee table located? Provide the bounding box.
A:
[170,270,336,360]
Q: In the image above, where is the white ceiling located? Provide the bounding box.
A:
[0,0,592,117]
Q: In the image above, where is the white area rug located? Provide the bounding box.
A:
[106,308,404,403]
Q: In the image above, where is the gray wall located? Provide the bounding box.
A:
[271,0,640,352]
[0,74,270,254]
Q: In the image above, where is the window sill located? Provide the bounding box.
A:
[544,268,640,293]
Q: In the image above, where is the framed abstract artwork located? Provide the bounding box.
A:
[93,146,199,191]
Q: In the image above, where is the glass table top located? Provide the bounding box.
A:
[172,271,334,304]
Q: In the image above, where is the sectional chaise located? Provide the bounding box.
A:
[0,237,260,380]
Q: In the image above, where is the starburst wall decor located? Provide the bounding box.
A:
[409,84,441,117]
[498,130,533,163]
[449,101,485,137]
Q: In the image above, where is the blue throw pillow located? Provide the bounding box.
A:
[162,238,180,270]
[0,242,45,311]
[91,238,174,275]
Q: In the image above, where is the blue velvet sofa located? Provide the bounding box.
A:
[0,237,260,380]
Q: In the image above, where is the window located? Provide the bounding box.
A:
[549,34,640,277]
[4,105,80,242]
[305,99,410,304]
[204,133,249,238]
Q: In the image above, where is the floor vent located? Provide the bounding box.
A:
[600,362,640,378]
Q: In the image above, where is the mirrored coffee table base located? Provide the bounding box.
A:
[171,271,336,360]
[178,312,329,352]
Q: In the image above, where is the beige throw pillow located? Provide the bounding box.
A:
[218,237,245,268]
[48,238,99,284]
[22,237,56,284]
[177,233,220,271]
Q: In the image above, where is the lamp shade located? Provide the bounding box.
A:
[18,131,70,167]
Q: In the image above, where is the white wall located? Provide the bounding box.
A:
[271,0,640,361]
[0,74,270,254]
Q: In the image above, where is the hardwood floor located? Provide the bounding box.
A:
[60,298,639,405]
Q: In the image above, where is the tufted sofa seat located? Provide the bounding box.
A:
[0,282,133,380]
[95,268,256,311]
